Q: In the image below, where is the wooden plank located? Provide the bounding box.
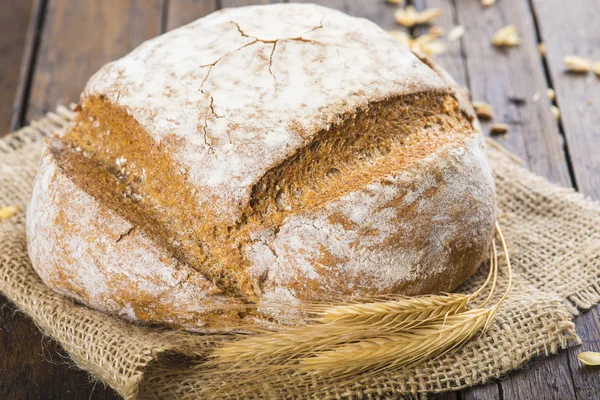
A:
[568,339,600,400]
[462,383,501,400]
[450,0,577,398]
[412,0,468,88]
[530,0,600,397]
[221,0,286,7]
[166,0,218,30]
[499,353,577,399]
[0,296,119,399]
[453,0,571,187]
[412,0,576,399]
[0,0,35,134]
[0,1,163,398]
[25,0,163,122]
[295,0,399,30]
[530,0,600,199]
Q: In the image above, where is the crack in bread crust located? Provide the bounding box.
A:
[239,91,475,231]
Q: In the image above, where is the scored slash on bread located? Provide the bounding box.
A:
[26,4,496,331]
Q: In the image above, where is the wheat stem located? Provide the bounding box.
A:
[206,221,513,393]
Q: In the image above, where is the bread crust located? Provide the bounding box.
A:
[82,3,454,224]
[27,149,248,331]
[248,135,495,306]
[26,4,496,331]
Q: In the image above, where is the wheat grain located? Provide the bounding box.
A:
[490,123,509,135]
[429,26,445,38]
[551,105,560,121]
[394,6,442,27]
[578,351,600,366]
[447,25,466,41]
[593,61,600,77]
[0,206,19,220]
[563,56,591,73]
[492,25,520,47]
[472,101,494,120]
[388,31,446,56]
[207,223,512,394]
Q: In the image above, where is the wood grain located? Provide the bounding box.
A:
[1,1,162,399]
[499,353,577,399]
[0,0,34,135]
[166,0,218,31]
[462,382,501,400]
[413,0,577,398]
[568,339,600,400]
[221,0,286,7]
[531,0,600,199]
[530,1,600,399]
[0,295,119,399]
[453,0,571,187]
[25,0,163,122]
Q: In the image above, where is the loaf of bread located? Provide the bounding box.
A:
[26,3,496,331]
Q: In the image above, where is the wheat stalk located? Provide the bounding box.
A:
[316,293,470,327]
[211,293,471,367]
[298,308,497,375]
[205,222,512,393]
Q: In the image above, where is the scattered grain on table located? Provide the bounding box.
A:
[0,206,19,220]
[563,56,591,73]
[428,25,444,37]
[538,43,546,56]
[472,101,494,120]
[388,31,446,56]
[593,61,600,77]
[482,0,497,6]
[550,105,560,121]
[490,123,509,135]
[578,351,600,366]
[447,25,465,41]
[547,88,556,101]
[394,6,442,27]
[492,25,520,47]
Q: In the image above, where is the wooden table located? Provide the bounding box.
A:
[1,0,599,399]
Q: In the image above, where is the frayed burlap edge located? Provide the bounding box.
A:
[2,109,598,399]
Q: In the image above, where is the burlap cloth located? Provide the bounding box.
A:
[2,107,600,399]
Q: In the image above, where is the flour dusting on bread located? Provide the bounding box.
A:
[27,4,496,331]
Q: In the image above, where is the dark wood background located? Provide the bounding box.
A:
[1,0,599,399]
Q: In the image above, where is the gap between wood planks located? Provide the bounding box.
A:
[410,0,580,398]
[524,0,578,191]
[9,0,47,132]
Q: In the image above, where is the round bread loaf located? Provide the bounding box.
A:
[26,3,496,331]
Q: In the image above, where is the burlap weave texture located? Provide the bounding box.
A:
[1,109,598,399]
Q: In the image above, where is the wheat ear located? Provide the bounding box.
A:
[298,308,497,375]
[211,293,471,367]
[298,221,511,377]
[207,222,512,392]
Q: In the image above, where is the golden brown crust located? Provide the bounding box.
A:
[26,4,497,331]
